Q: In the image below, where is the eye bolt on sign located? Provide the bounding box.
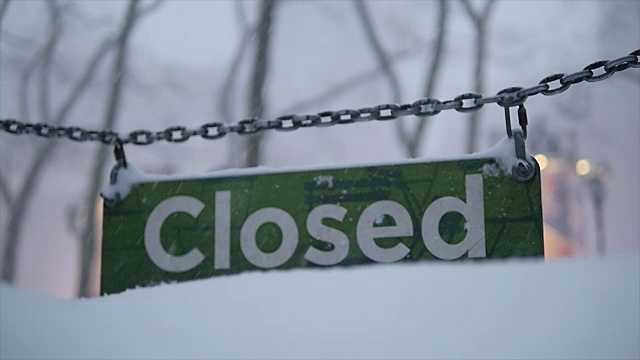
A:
[101,157,544,295]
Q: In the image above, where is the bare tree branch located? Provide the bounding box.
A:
[279,47,421,115]
[137,0,164,18]
[219,0,254,124]
[1,39,113,282]
[18,47,44,122]
[460,0,478,23]
[53,41,113,123]
[460,0,497,25]
[460,0,495,26]
[220,45,250,123]
[66,203,83,237]
[460,0,496,153]
[64,2,113,29]
[407,0,448,157]
[621,70,640,85]
[77,0,145,298]
[220,1,257,169]
[234,0,250,30]
[1,2,135,282]
[245,0,278,168]
[0,0,10,28]
[482,0,497,19]
[0,174,14,207]
[0,1,10,25]
[38,1,63,124]
[354,0,402,104]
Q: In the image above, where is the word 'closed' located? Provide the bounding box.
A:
[101,158,543,295]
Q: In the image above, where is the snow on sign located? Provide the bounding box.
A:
[101,149,543,295]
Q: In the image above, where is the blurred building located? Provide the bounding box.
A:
[536,155,590,258]
[527,115,609,259]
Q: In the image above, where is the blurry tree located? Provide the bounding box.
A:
[74,0,165,298]
[0,0,10,27]
[460,0,496,153]
[280,45,422,115]
[0,0,163,297]
[538,0,640,256]
[1,0,92,284]
[354,0,402,104]
[219,1,253,137]
[599,0,640,85]
[219,0,279,168]
[355,0,449,158]
[220,1,445,163]
[219,0,253,168]
[407,0,448,158]
[246,0,278,167]
[275,4,427,118]
[398,0,449,157]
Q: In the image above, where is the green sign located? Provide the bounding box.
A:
[101,158,543,295]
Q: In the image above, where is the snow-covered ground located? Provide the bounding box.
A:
[2,255,638,359]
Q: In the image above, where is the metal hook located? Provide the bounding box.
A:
[114,140,127,169]
[504,105,513,138]
[503,100,529,139]
[103,141,128,208]
[517,104,528,139]
[108,140,127,187]
[504,102,535,181]
[511,105,535,183]
[511,130,535,182]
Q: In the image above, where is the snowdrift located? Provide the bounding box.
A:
[1,255,639,359]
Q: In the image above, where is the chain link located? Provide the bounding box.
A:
[2,49,638,146]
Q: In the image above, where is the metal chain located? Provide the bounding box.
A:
[1,49,638,146]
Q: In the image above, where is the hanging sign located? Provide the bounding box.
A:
[101,156,543,295]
